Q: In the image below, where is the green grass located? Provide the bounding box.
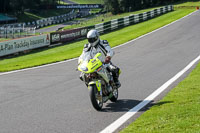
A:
[69,0,104,4]
[121,62,200,133]
[0,38,10,42]
[0,7,195,72]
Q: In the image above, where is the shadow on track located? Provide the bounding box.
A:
[101,99,173,112]
[101,99,141,112]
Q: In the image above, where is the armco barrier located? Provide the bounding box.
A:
[0,10,77,30]
[50,5,173,44]
[96,5,173,33]
[35,10,77,29]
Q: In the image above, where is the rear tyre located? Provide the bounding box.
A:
[89,85,103,111]
[110,88,118,102]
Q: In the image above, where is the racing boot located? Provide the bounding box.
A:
[113,77,121,88]
[112,68,121,88]
[109,80,117,90]
[107,84,112,93]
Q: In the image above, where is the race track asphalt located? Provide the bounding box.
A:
[0,11,200,133]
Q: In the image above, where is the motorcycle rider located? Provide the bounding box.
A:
[78,29,121,88]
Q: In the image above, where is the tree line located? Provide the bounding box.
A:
[0,0,197,15]
[103,0,194,14]
[0,0,61,14]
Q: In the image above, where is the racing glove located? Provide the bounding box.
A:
[104,56,111,64]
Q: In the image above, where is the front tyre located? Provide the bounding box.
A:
[89,85,103,111]
[110,88,118,102]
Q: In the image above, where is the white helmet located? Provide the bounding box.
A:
[87,29,100,47]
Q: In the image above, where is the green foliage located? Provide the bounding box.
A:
[104,0,120,14]
[0,0,59,14]
[103,0,199,14]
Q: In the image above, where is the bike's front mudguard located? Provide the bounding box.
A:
[88,80,102,93]
[88,80,103,110]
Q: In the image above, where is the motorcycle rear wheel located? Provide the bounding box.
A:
[89,85,103,111]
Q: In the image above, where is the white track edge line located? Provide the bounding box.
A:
[100,54,200,133]
[0,10,197,76]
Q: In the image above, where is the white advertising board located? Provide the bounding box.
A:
[0,34,50,57]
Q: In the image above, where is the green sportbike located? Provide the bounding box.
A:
[78,53,121,110]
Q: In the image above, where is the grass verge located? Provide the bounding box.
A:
[120,62,200,133]
[0,7,195,72]
[0,38,10,42]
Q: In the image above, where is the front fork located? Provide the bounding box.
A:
[88,80,102,101]
[88,80,114,103]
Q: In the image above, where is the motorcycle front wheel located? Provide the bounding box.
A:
[89,85,103,111]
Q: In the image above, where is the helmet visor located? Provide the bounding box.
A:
[88,37,97,43]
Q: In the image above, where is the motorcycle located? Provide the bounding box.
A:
[78,53,121,110]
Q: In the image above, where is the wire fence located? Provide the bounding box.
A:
[0,24,36,39]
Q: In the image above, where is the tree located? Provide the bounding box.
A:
[103,0,182,14]
[104,0,120,14]
[0,0,60,14]
[0,0,10,13]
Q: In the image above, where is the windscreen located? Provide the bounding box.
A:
[81,51,92,62]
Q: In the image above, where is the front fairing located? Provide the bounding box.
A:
[78,53,103,73]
